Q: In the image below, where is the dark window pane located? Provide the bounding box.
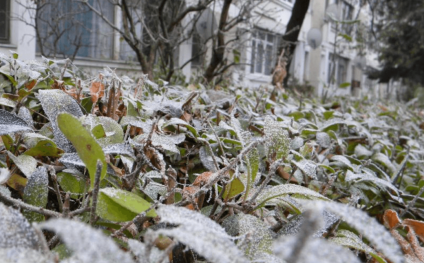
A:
[256,42,264,73]
[264,44,273,75]
[0,0,9,41]
[251,40,256,73]
[267,33,274,43]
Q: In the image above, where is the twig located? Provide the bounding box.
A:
[62,192,70,218]
[249,160,284,205]
[400,185,424,218]
[48,166,63,212]
[90,161,103,225]
[123,154,143,190]
[33,225,50,254]
[0,191,61,218]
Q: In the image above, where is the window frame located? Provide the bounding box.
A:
[0,0,10,43]
[250,29,280,76]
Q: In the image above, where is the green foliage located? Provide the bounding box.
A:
[2,54,424,263]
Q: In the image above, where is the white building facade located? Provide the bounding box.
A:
[0,0,380,96]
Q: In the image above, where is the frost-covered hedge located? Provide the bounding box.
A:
[1,53,424,263]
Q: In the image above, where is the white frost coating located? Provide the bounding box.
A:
[0,109,33,135]
[37,89,83,152]
[103,143,135,158]
[278,210,339,237]
[236,214,273,259]
[127,239,169,263]
[345,170,398,194]
[354,144,373,158]
[157,205,230,239]
[41,219,135,263]
[0,168,11,184]
[141,181,167,200]
[59,153,85,170]
[80,115,124,147]
[330,155,355,171]
[134,133,185,154]
[199,146,217,172]
[253,252,285,263]
[0,247,53,263]
[255,184,329,206]
[303,201,404,263]
[22,133,55,148]
[274,236,361,263]
[0,185,11,197]
[18,107,34,128]
[372,153,397,175]
[6,151,37,178]
[316,132,331,149]
[0,203,40,250]
[291,160,318,179]
[155,224,245,263]
[290,137,304,150]
[264,116,290,159]
[120,116,154,134]
[331,230,378,256]
[141,95,183,117]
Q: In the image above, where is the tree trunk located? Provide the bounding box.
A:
[277,0,310,86]
[203,0,233,83]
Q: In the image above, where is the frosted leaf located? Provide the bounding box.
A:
[141,181,167,200]
[103,143,135,158]
[144,171,163,179]
[0,247,53,263]
[18,107,34,128]
[331,230,381,260]
[154,224,245,263]
[80,115,124,147]
[0,109,33,135]
[0,203,40,250]
[127,239,169,263]
[330,155,355,171]
[23,167,48,222]
[163,118,198,137]
[59,153,85,170]
[264,116,290,159]
[157,206,247,262]
[157,205,229,239]
[6,151,37,178]
[199,146,217,172]
[372,153,397,175]
[0,168,11,184]
[354,144,373,158]
[255,184,329,207]
[141,95,183,117]
[278,210,339,237]
[234,214,273,259]
[37,89,83,152]
[291,160,317,179]
[134,133,184,154]
[120,116,154,133]
[316,132,331,148]
[230,114,245,145]
[345,170,398,194]
[0,185,11,197]
[252,252,285,263]
[290,137,304,150]
[274,236,361,263]
[303,201,404,263]
[41,219,135,263]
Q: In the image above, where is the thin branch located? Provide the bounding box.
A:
[0,191,61,218]
[90,161,103,225]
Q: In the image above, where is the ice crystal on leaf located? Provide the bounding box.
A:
[0,203,40,250]
[302,200,404,263]
[7,151,37,178]
[41,219,135,263]
[37,89,83,152]
[156,205,246,263]
[133,133,184,154]
[0,247,53,263]
[23,166,49,222]
[264,116,290,160]
[345,170,398,194]
[127,239,169,263]
[0,109,33,135]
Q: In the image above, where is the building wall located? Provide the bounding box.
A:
[1,0,378,96]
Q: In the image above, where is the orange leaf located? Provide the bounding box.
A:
[383,209,401,229]
[90,82,105,103]
[25,80,37,90]
[404,219,424,241]
[193,171,213,187]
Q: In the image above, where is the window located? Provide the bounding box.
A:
[36,0,114,60]
[250,30,279,76]
[0,0,9,43]
[304,51,310,81]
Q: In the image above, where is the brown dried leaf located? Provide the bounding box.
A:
[404,219,424,243]
[383,209,401,229]
[90,82,105,103]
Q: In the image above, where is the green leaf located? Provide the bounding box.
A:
[223,177,245,200]
[339,82,351,88]
[57,172,86,197]
[332,230,387,263]
[80,115,124,147]
[12,52,18,59]
[1,135,14,151]
[233,49,241,64]
[23,167,48,222]
[7,151,37,178]
[338,33,353,42]
[23,133,64,157]
[92,124,106,139]
[0,70,18,87]
[57,113,107,188]
[254,184,329,209]
[163,118,199,137]
[96,188,156,222]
